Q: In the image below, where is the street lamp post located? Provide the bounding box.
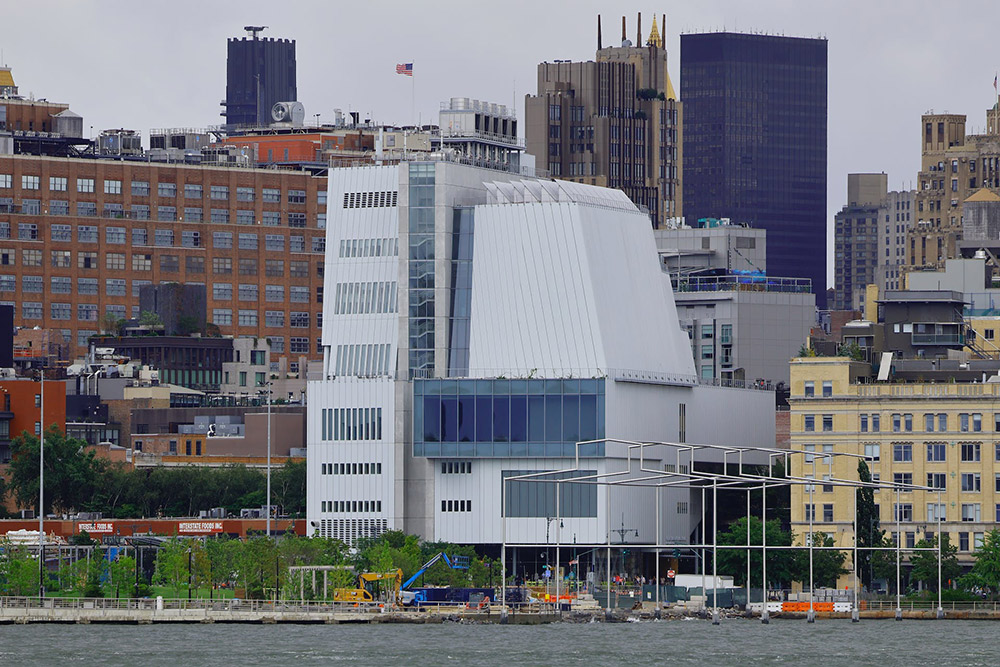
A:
[259,380,273,537]
[38,369,45,598]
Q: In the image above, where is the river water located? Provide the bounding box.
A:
[0,618,990,665]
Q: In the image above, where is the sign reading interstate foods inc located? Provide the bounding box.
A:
[178,522,224,534]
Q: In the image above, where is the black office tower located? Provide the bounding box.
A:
[221,27,297,128]
[681,33,828,307]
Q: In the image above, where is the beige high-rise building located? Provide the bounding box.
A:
[525,13,681,226]
[908,108,1000,271]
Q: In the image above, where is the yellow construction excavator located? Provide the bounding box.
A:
[333,569,402,604]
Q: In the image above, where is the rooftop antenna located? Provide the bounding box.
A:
[598,14,602,50]
[622,16,626,44]
[244,25,267,39]
[637,12,641,47]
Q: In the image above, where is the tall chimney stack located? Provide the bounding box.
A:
[598,14,602,50]
[621,16,626,44]
[637,12,642,47]
[663,14,666,45]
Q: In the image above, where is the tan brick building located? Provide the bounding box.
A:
[0,153,326,363]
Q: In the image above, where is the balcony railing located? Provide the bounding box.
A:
[671,274,812,294]
[911,333,965,345]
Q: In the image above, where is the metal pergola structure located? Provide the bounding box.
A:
[500,438,947,623]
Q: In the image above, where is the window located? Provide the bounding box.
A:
[925,413,935,432]
[50,276,71,294]
[822,415,833,432]
[926,442,946,462]
[238,258,257,275]
[894,472,913,487]
[927,472,946,490]
[131,180,149,196]
[49,200,68,215]
[265,311,284,327]
[804,381,814,397]
[155,229,174,246]
[927,503,946,522]
[265,285,284,302]
[893,443,912,462]
[236,210,254,226]
[132,254,152,271]
[77,278,98,295]
[22,249,41,266]
[290,261,309,277]
[49,176,67,192]
[210,185,229,200]
[871,414,880,432]
[974,413,982,432]
[262,211,281,227]
[265,234,284,251]
[960,532,970,552]
[158,182,177,197]
[132,280,151,298]
[78,304,98,321]
[961,413,970,432]
[21,175,39,190]
[238,284,258,301]
[132,228,148,245]
[904,414,912,431]
[804,504,815,522]
[236,187,254,202]
[962,503,981,522]
[262,188,280,203]
[288,189,306,204]
[21,302,41,319]
[182,230,201,248]
[289,213,307,228]
[0,174,8,188]
[159,254,179,272]
[104,179,122,195]
[131,205,149,221]
[211,209,229,224]
[213,283,233,300]
[184,207,203,222]
[864,443,880,461]
[186,256,205,274]
[290,286,309,302]
[290,312,309,328]
[822,504,833,522]
[961,442,981,462]
[822,381,832,397]
[106,279,126,296]
[51,224,71,242]
[804,415,815,432]
[238,310,258,326]
[106,253,125,270]
[0,275,13,292]
[185,184,203,199]
[238,233,258,250]
[77,178,95,193]
[312,237,326,252]
[893,503,913,522]
[213,257,232,274]
[892,414,901,432]
[290,337,309,353]
[78,252,97,269]
[213,232,233,248]
[18,223,37,240]
[106,226,126,244]
[962,473,982,492]
[51,302,71,320]
[265,260,284,277]
[212,309,232,326]
[290,236,305,252]
[270,337,284,353]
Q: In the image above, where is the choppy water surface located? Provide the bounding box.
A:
[0,618,993,665]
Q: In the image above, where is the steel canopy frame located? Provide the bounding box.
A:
[499,438,946,623]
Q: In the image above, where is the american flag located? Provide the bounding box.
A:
[396,63,413,77]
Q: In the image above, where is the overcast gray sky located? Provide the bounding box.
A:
[3,0,1000,287]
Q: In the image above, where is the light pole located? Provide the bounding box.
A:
[38,368,45,598]
[260,380,272,537]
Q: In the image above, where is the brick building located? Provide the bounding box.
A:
[0,154,326,366]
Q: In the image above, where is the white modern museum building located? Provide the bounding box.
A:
[306,156,775,570]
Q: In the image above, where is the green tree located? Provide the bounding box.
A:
[960,529,1000,594]
[910,534,961,592]
[153,538,192,597]
[836,342,865,361]
[856,459,883,589]
[715,516,798,589]
[0,544,40,596]
[8,426,105,515]
[138,311,163,329]
[107,554,137,599]
[796,532,848,588]
[84,549,106,598]
[272,460,306,516]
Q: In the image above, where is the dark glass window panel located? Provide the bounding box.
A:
[458,395,474,442]
[441,397,459,442]
[528,396,545,442]
[580,395,598,441]
[545,395,562,442]
[510,395,528,442]
[476,396,493,442]
[493,395,510,442]
[422,396,440,442]
[563,395,580,443]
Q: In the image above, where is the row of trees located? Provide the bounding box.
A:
[1,427,305,518]
[0,531,500,600]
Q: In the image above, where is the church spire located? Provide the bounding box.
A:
[648,13,663,48]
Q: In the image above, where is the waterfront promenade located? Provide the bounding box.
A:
[5,596,1000,624]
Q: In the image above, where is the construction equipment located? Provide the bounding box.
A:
[333,569,402,604]
[401,553,470,605]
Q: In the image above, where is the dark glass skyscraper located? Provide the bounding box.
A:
[221,28,297,128]
[681,33,828,307]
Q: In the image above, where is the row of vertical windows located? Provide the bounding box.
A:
[441,500,472,513]
[333,281,397,315]
[339,237,399,258]
[321,462,382,475]
[320,500,383,513]
[320,407,384,441]
[0,176,311,204]
[342,191,397,208]
[334,343,393,377]
[441,461,472,474]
